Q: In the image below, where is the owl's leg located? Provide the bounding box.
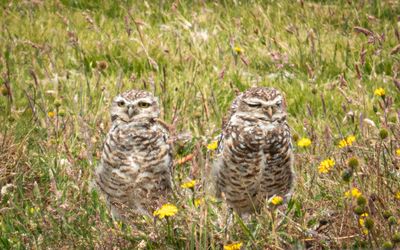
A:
[224,207,234,240]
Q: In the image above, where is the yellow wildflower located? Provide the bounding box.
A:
[208,196,218,203]
[351,188,362,198]
[396,149,400,157]
[395,191,400,200]
[181,180,196,189]
[318,158,335,174]
[338,135,356,148]
[233,47,243,54]
[224,242,243,250]
[297,138,311,148]
[207,141,218,151]
[116,221,123,230]
[29,207,39,215]
[48,111,55,118]
[344,188,362,198]
[153,204,178,219]
[374,87,385,97]
[194,198,204,207]
[359,212,369,227]
[359,218,365,227]
[269,196,283,206]
[347,135,356,144]
[362,228,369,235]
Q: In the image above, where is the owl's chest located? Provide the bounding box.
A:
[113,125,168,155]
[224,121,290,158]
[264,125,291,153]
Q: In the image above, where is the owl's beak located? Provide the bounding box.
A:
[265,106,273,119]
[128,106,135,118]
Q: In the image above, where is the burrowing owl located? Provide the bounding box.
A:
[95,89,172,218]
[213,87,294,215]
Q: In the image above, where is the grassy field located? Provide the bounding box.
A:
[1,0,400,249]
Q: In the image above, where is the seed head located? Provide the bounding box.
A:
[364,218,374,230]
[354,206,365,215]
[379,129,389,139]
[54,99,62,108]
[382,241,393,250]
[348,157,359,169]
[388,216,397,226]
[58,109,66,117]
[392,232,400,243]
[311,88,317,95]
[383,210,392,219]
[97,60,108,71]
[0,86,8,96]
[357,196,367,207]
[341,168,353,182]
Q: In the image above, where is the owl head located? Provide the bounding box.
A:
[234,87,287,122]
[110,89,160,123]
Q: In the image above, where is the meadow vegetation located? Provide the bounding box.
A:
[0,0,400,249]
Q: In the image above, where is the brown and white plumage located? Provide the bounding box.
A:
[95,89,172,219]
[213,87,294,215]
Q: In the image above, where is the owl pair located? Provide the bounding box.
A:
[95,87,294,219]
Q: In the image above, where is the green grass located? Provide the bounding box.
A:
[0,0,399,249]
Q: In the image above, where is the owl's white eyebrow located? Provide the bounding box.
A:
[114,97,126,103]
[132,97,154,104]
[246,96,282,106]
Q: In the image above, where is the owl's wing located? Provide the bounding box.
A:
[216,133,224,154]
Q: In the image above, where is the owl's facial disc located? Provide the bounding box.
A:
[111,96,159,123]
[241,95,285,122]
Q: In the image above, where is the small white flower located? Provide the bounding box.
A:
[1,183,15,196]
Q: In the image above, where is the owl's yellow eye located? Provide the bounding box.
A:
[117,101,125,107]
[138,102,151,108]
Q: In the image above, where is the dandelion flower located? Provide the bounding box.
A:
[395,191,400,200]
[346,135,356,144]
[181,180,196,189]
[194,198,203,207]
[29,207,39,215]
[318,158,335,174]
[396,149,400,157]
[345,188,362,198]
[116,221,123,230]
[269,196,284,206]
[208,196,218,203]
[338,135,356,148]
[153,204,178,219]
[359,218,365,227]
[48,111,55,118]
[297,138,311,148]
[233,47,244,54]
[224,242,243,250]
[374,87,385,97]
[207,141,218,151]
[351,188,362,198]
